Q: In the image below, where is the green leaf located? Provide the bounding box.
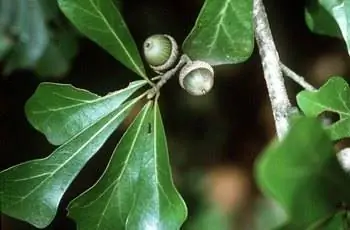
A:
[114,0,122,9]
[297,77,350,141]
[306,210,349,230]
[0,97,143,228]
[57,0,147,79]
[185,205,231,230]
[35,42,71,78]
[4,0,49,73]
[322,210,350,229]
[253,198,288,230]
[38,0,60,21]
[0,0,17,30]
[305,1,343,39]
[25,80,146,146]
[278,210,349,229]
[307,0,350,55]
[68,101,187,230]
[55,29,79,61]
[256,117,350,228]
[183,0,254,66]
[35,29,79,78]
[321,0,350,55]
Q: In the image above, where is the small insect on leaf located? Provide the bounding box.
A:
[147,122,152,134]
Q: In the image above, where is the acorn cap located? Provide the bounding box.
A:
[143,34,179,73]
[179,60,214,96]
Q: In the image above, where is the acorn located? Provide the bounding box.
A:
[143,34,179,74]
[179,60,214,96]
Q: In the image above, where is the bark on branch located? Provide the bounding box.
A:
[253,0,292,139]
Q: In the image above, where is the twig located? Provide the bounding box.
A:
[253,0,349,184]
[253,0,292,139]
[280,63,316,91]
[147,54,190,99]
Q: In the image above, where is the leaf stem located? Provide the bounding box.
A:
[253,0,292,139]
[147,54,191,99]
[280,63,316,91]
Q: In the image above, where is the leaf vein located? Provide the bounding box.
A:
[88,0,144,77]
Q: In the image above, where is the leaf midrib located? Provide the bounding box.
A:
[206,0,250,56]
[299,94,350,117]
[207,0,230,55]
[4,97,142,209]
[153,103,178,212]
[95,102,152,230]
[88,0,145,77]
[31,81,145,114]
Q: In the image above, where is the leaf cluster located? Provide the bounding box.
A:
[1,0,350,229]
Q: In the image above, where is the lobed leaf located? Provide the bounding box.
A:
[68,101,187,230]
[57,0,147,79]
[0,97,144,228]
[297,77,350,141]
[256,117,350,228]
[183,0,254,66]
[25,80,146,145]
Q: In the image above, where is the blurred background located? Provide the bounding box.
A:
[1,0,349,229]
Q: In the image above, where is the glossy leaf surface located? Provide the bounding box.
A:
[0,98,143,228]
[297,77,350,141]
[256,118,350,228]
[68,101,187,230]
[58,0,146,78]
[183,0,254,65]
[25,80,146,145]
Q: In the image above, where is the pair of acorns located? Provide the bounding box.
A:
[143,34,214,96]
